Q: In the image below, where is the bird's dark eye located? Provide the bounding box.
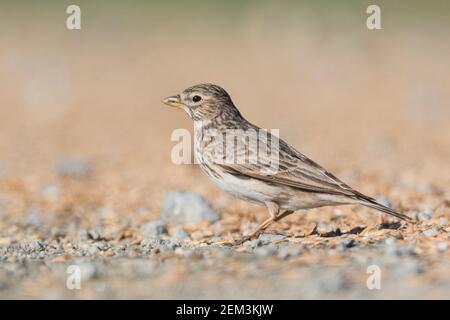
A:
[192,95,202,103]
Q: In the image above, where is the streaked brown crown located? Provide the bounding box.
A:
[181,83,243,122]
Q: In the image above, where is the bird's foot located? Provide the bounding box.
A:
[233,235,252,246]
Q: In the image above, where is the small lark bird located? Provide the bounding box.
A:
[163,83,412,244]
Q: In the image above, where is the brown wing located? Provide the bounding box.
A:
[211,129,358,197]
[208,128,411,221]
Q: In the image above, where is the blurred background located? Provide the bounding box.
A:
[0,0,449,299]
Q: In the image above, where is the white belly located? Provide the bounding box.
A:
[201,164,345,210]
[205,170,281,206]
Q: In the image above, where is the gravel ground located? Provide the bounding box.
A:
[0,190,448,299]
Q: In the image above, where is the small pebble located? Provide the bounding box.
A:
[87,230,102,241]
[436,242,448,251]
[418,208,433,221]
[277,246,301,259]
[160,189,219,224]
[395,245,416,257]
[159,241,178,253]
[140,220,168,239]
[244,239,262,249]
[385,237,396,246]
[87,245,99,255]
[141,238,163,249]
[29,240,46,252]
[393,260,425,276]
[382,237,397,254]
[258,233,286,242]
[78,261,98,280]
[171,229,190,241]
[175,247,194,257]
[423,228,438,238]
[94,241,111,251]
[254,245,277,256]
[26,210,45,227]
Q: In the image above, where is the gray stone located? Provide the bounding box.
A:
[78,261,98,280]
[171,229,190,241]
[381,237,397,254]
[385,237,396,246]
[423,228,438,238]
[258,233,286,242]
[395,245,416,257]
[175,247,194,257]
[87,245,99,255]
[159,241,178,253]
[160,189,219,224]
[94,241,111,251]
[141,238,163,248]
[56,158,92,178]
[28,240,46,252]
[87,230,102,241]
[277,246,301,259]
[393,260,425,276]
[254,245,277,256]
[26,210,45,227]
[50,227,65,238]
[436,242,448,251]
[140,221,168,239]
[244,239,263,249]
[418,208,433,221]
[211,222,224,234]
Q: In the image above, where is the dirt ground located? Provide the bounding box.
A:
[0,2,449,299]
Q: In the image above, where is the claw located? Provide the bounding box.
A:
[233,235,251,246]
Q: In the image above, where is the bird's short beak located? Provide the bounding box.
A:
[162,95,184,109]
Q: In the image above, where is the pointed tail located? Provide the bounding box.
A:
[356,195,413,223]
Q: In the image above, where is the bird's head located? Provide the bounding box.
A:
[162,83,241,121]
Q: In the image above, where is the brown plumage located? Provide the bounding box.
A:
[163,83,412,244]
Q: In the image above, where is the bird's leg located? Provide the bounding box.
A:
[234,203,292,245]
[273,210,294,222]
[234,217,274,245]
